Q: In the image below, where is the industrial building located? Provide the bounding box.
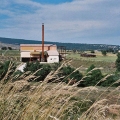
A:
[20,44,59,63]
[20,23,59,63]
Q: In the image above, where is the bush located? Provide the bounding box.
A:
[8,47,12,50]
[100,74,119,87]
[0,61,10,80]
[86,64,95,73]
[60,66,83,84]
[78,65,103,87]
[83,69,103,86]
[91,50,95,53]
[61,66,75,76]
[1,47,7,50]
[101,50,107,56]
[35,64,51,81]
[0,61,16,83]
[24,61,51,81]
[115,52,120,72]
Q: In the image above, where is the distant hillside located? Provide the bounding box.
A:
[0,37,119,51]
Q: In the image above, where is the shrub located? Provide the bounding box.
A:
[79,65,103,87]
[8,47,12,50]
[35,64,51,81]
[0,61,16,83]
[91,50,95,53]
[24,61,51,81]
[0,61,10,80]
[101,50,107,56]
[86,64,95,73]
[24,61,41,72]
[115,52,120,72]
[1,47,7,50]
[60,66,83,84]
[51,63,61,71]
[100,74,119,87]
[61,66,75,76]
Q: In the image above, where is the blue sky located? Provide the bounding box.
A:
[0,0,120,45]
[34,0,73,4]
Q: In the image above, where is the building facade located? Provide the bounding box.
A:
[20,44,59,63]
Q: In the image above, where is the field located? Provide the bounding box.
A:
[0,50,20,62]
[0,50,20,56]
[66,51,117,62]
[0,50,120,120]
[66,51,117,74]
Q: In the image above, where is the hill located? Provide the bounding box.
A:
[0,37,119,51]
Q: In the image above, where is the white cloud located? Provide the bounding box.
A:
[0,0,10,8]
[0,9,13,16]
[111,7,120,16]
[0,0,120,45]
[12,0,42,8]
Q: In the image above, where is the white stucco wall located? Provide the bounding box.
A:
[21,52,31,57]
[47,56,59,63]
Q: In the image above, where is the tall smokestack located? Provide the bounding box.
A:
[42,23,44,61]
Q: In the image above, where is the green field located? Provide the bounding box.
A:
[0,50,20,56]
[66,51,117,74]
[66,51,117,62]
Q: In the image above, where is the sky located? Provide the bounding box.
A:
[0,0,120,45]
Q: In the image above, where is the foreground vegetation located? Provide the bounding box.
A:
[0,59,120,120]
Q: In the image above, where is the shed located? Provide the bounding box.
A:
[47,50,59,63]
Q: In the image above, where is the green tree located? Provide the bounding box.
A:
[86,64,95,73]
[8,47,12,50]
[101,50,107,56]
[115,52,120,71]
[24,61,51,81]
[79,65,103,87]
[60,66,83,84]
[90,50,95,53]
[1,47,7,50]
[100,74,119,87]
[61,66,74,76]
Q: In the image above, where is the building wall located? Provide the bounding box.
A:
[21,51,40,58]
[47,56,59,63]
[49,46,57,50]
[21,52,31,58]
[20,45,57,51]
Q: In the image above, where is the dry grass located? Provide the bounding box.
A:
[0,62,120,120]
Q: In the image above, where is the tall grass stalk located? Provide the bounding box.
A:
[0,61,120,120]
